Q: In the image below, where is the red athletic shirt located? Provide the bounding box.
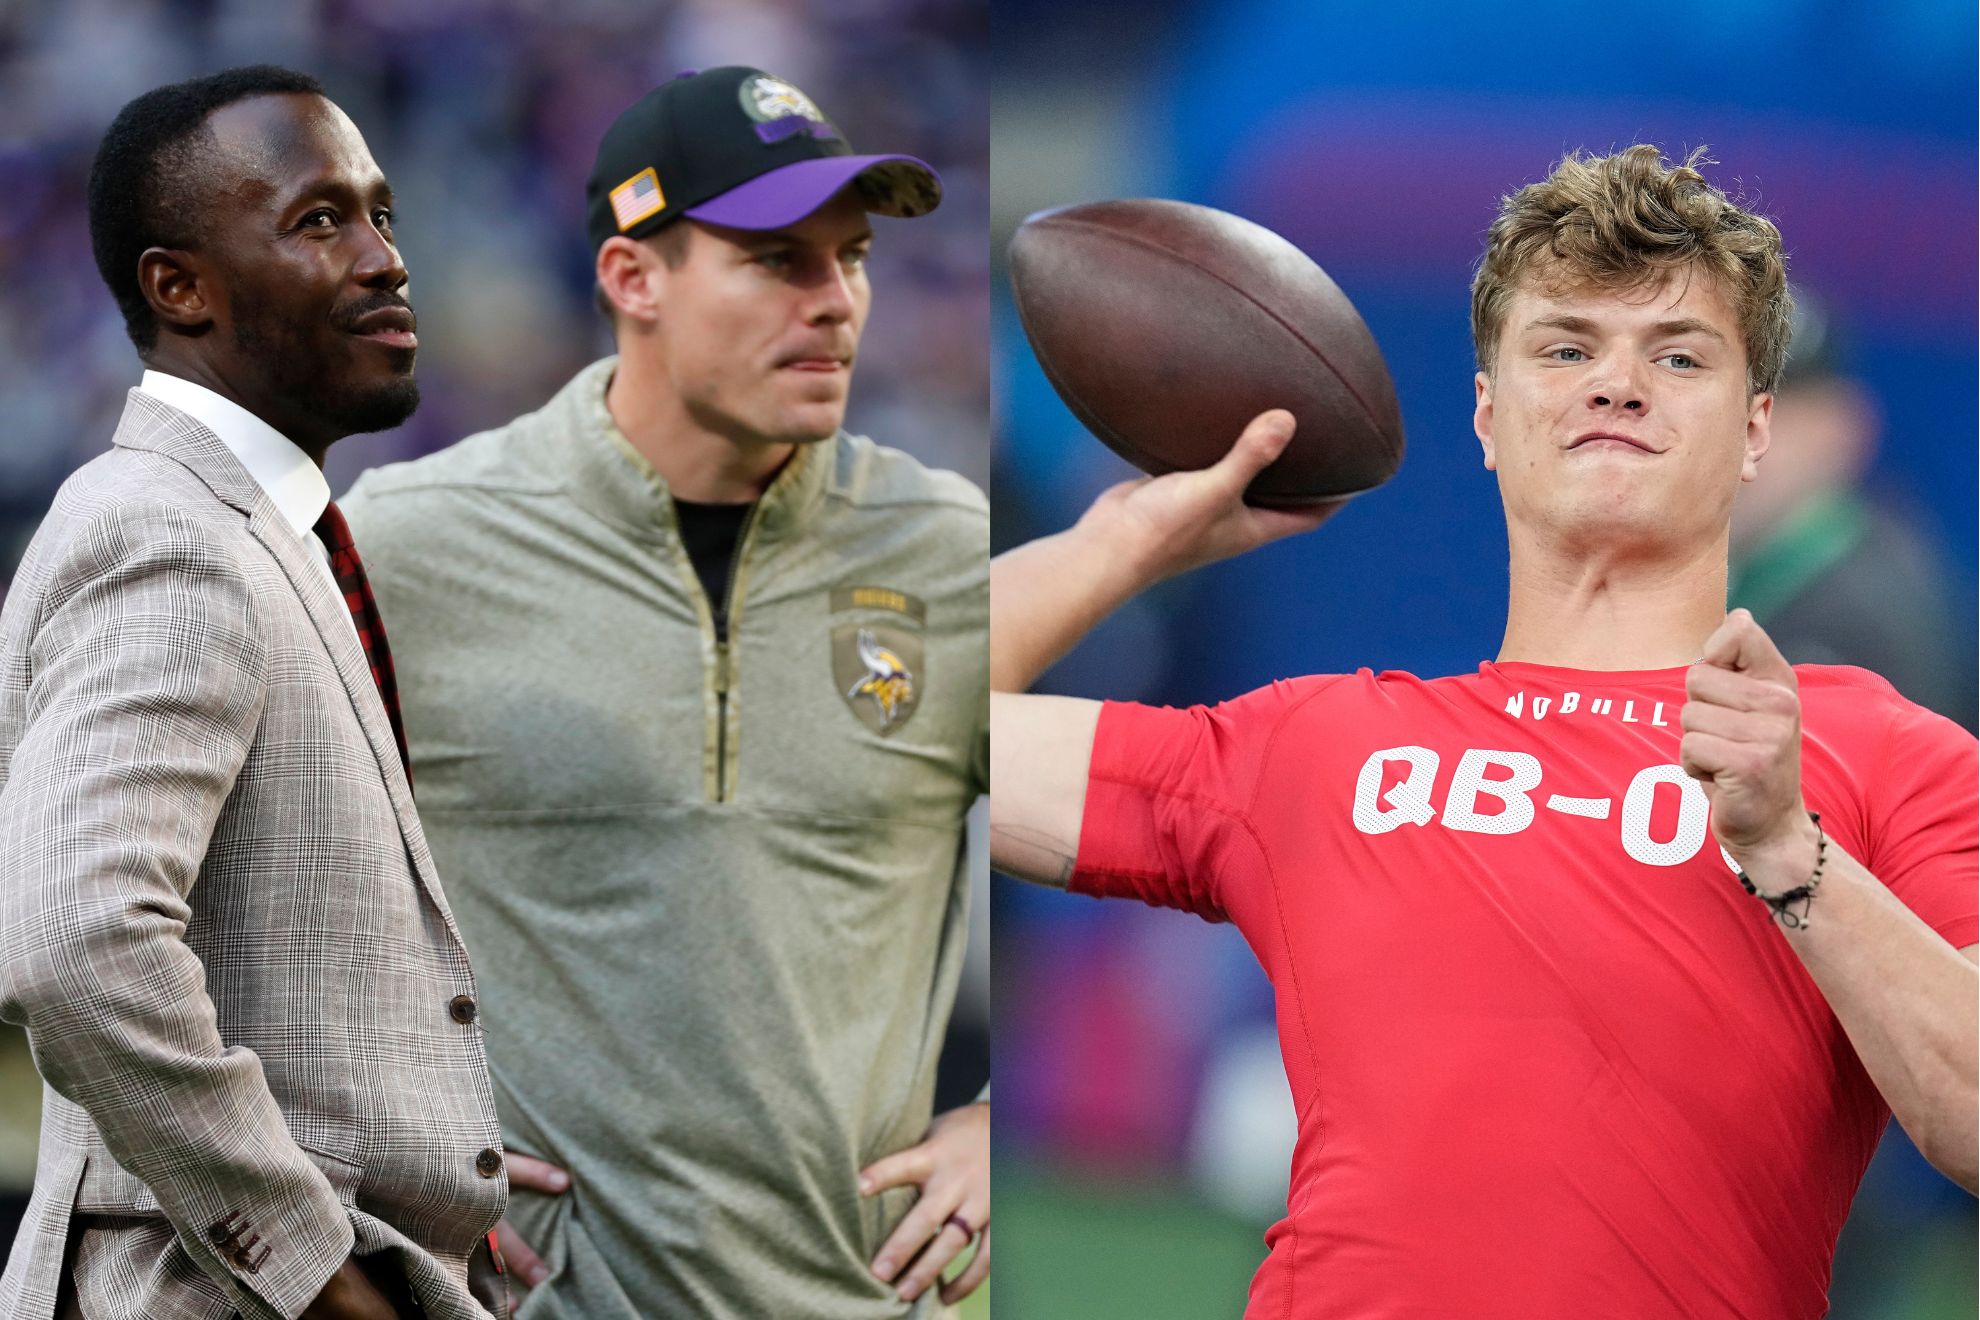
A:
[1071,662,1977,1319]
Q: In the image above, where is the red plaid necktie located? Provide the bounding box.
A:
[313,501,410,779]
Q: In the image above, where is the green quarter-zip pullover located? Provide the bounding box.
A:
[341,358,987,1318]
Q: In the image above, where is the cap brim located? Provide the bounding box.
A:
[682,154,942,230]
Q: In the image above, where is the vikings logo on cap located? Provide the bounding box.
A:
[739,73,837,145]
[742,74,821,122]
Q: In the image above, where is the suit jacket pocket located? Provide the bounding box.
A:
[73,1135,364,1217]
[292,1138,365,1209]
[73,1151,160,1216]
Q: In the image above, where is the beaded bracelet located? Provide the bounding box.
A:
[1733,811,1826,930]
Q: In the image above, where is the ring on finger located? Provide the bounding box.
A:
[944,1212,980,1240]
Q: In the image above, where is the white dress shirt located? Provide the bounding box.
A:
[135,371,357,641]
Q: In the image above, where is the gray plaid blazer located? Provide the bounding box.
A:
[0,391,506,1319]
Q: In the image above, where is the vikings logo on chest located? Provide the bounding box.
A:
[830,587,925,736]
[848,630,914,729]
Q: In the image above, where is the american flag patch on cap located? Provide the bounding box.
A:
[610,167,666,230]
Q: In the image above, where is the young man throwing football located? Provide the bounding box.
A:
[990,146,1975,1318]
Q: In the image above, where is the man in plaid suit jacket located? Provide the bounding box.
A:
[0,70,505,1320]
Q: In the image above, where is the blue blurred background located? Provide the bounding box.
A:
[0,3,988,1313]
[990,0,1977,1315]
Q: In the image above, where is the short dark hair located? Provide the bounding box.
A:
[593,218,694,326]
[88,65,326,352]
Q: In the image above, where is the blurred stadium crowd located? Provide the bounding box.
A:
[0,0,988,578]
[0,0,988,1269]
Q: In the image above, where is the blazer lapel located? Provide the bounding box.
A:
[111,388,263,513]
[111,390,465,933]
[244,509,409,798]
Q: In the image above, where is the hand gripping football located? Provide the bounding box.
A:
[1008,198,1405,507]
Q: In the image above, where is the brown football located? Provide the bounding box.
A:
[1008,198,1404,506]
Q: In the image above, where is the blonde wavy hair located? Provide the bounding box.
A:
[1471,145,1792,395]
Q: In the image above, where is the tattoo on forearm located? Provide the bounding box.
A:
[989,824,1078,886]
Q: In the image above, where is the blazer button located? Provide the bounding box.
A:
[475,1148,503,1178]
[449,995,478,1025]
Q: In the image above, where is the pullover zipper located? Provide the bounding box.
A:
[711,502,764,803]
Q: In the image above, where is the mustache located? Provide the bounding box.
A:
[333,290,417,334]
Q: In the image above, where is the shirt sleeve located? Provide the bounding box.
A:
[1864,701,1978,950]
[1069,677,1336,922]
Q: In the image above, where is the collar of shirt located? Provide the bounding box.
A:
[563,357,829,546]
[136,370,332,545]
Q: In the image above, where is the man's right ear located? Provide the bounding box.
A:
[596,236,660,326]
[138,247,217,336]
[1473,371,1498,471]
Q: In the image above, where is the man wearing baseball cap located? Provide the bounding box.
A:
[340,67,988,1317]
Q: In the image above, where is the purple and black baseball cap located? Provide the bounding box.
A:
[585,66,942,250]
